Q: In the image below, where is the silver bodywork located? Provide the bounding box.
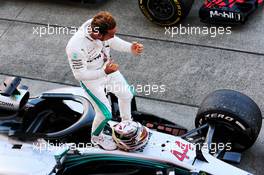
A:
[0,87,252,175]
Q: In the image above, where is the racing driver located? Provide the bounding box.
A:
[66,11,144,150]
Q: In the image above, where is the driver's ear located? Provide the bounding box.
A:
[92,32,103,40]
[96,33,103,39]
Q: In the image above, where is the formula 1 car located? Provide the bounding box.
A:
[0,77,262,175]
[138,0,264,25]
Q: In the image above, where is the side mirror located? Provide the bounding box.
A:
[0,77,29,111]
[0,77,21,97]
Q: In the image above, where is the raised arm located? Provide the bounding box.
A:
[108,36,132,53]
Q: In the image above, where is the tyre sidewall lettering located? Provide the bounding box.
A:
[199,113,247,131]
[138,0,184,26]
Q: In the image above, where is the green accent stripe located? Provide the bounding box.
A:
[54,148,70,161]
[80,81,111,136]
[121,74,136,96]
[93,119,109,136]
[64,154,171,169]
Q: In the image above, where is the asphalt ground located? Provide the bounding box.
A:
[0,0,263,174]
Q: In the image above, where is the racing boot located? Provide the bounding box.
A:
[91,133,117,151]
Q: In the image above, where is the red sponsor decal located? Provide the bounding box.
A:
[171,141,194,161]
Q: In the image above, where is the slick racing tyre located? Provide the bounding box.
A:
[138,0,194,26]
[195,89,262,152]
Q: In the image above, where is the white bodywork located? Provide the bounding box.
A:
[0,87,252,175]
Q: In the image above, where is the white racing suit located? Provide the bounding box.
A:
[66,19,135,136]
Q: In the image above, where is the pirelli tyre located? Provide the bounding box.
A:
[195,89,262,152]
[138,0,194,26]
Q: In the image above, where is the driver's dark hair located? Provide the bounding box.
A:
[91,11,116,35]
